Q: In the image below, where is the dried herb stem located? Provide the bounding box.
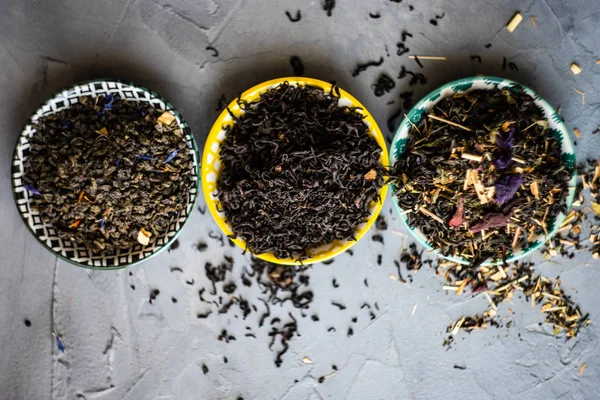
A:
[408,55,446,60]
[428,114,473,132]
[419,206,445,224]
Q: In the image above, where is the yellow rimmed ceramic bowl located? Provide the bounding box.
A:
[202,77,389,265]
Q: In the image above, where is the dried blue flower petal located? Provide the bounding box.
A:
[52,331,65,353]
[163,148,182,164]
[98,94,115,116]
[116,159,121,167]
[24,184,41,195]
[135,155,154,161]
[56,336,65,353]
[494,174,523,206]
[60,120,72,129]
[97,218,105,230]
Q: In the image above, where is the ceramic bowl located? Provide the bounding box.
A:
[11,79,200,269]
[389,76,576,266]
[203,77,389,265]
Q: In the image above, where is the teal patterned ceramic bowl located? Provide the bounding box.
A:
[389,76,576,266]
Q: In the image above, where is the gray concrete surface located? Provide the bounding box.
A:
[1,0,599,399]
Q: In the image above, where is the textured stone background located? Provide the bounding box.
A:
[1,0,599,399]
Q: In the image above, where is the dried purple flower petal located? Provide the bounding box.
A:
[492,152,512,170]
[496,128,514,150]
[492,128,514,170]
[494,174,523,206]
[470,212,513,233]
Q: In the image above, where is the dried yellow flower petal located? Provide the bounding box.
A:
[157,111,176,126]
[364,169,377,181]
[591,202,600,216]
[530,181,540,199]
[137,227,152,246]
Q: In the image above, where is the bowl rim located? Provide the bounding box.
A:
[389,75,576,266]
[202,76,389,265]
[11,78,201,270]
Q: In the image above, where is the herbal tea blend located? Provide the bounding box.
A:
[391,87,571,265]
[218,83,385,260]
[24,95,194,254]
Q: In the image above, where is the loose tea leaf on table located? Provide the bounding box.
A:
[391,87,571,266]
[217,83,385,260]
[24,95,194,254]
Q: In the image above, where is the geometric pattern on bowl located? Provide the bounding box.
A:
[202,77,389,265]
[11,79,200,269]
[389,76,576,266]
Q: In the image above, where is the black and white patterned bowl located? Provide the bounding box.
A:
[11,80,200,269]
